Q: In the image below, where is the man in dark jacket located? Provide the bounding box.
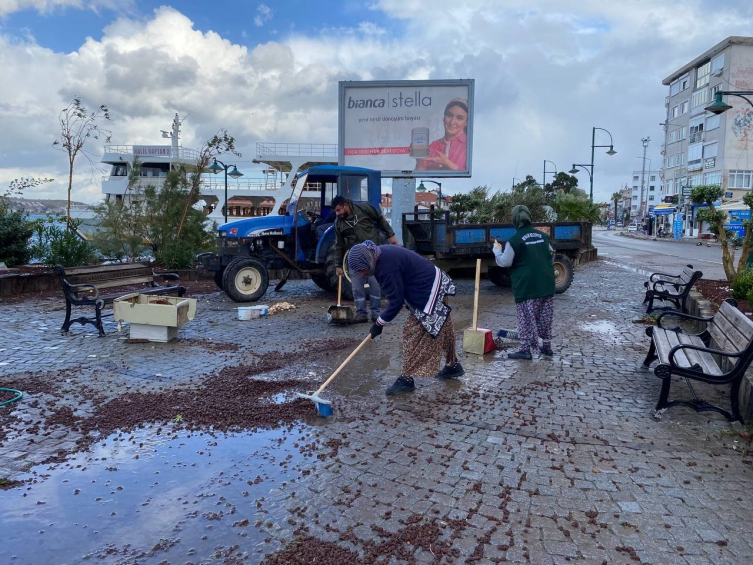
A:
[492,205,555,360]
[332,196,398,323]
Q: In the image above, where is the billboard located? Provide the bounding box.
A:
[339,79,474,178]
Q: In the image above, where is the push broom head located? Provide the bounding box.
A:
[296,391,333,418]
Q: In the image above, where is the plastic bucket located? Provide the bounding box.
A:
[237,307,260,320]
[252,305,269,316]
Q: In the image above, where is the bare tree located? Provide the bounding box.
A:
[53,97,112,224]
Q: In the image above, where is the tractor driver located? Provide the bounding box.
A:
[332,195,398,324]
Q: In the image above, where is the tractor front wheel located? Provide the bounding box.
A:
[223,257,269,302]
[553,254,574,294]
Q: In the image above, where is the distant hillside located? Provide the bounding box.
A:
[6,198,92,214]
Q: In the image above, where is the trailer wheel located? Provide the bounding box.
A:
[488,266,511,288]
[553,254,574,294]
[223,257,269,302]
[213,268,226,291]
[325,247,353,300]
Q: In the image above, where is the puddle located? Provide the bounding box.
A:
[579,320,618,334]
[0,424,313,565]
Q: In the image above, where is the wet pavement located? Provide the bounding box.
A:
[1,261,753,564]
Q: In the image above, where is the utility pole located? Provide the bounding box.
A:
[639,137,650,221]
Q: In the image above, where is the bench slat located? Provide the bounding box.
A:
[70,276,155,290]
[677,333,723,376]
[63,262,152,275]
[711,312,749,352]
[719,301,753,342]
[654,329,689,367]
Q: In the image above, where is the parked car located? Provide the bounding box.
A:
[616,222,624,227]
[627,224,638,232]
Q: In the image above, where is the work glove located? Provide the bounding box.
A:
[369,323,383,339]
[492,240,503,254]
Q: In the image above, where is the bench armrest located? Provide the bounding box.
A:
[649,272,683,283]
[153,271,180,281]
[656,310,713,329]
[668,343,744,369]
[67,282,99,300]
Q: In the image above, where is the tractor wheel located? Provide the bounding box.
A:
[311,273,333,292]
[213,268,226,291]
[553,254,574,294]
[325,247,353,300]
[222,257,269,302]
[488,266,511,288]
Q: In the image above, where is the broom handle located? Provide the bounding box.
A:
[316,334,372,394]
[337,274,342,307]
[472,258,481,331]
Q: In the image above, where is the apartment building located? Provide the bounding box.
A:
[629,169,663,218]
[661,36,753,206]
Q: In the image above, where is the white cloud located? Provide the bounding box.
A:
[1,2,753,204]
[0,0,132,17]
[254,3,272,27]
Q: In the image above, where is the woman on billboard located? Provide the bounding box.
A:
[414,98,468,171]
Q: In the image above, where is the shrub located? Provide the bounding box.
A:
[31,216,97,267]
[731,268,753,300]
[0,207,34,266]
[156,241,197,270]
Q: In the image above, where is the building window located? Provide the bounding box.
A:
[680,100,689,114]
[729,170,753,189]
[649,195,655,201]
[670,105,679,118]
[632,195,638,200]
[650,185,655,191]
[689,118,704,143]
[650,175,656,181]
[691,87,710,109]
[711,53,725,75]
[703,142,718,159]
[696,61,711,89]
[690,174,703,186]
[688,143,703,165]
[706,114,720,131]
[704,171,721,186]
[633,175,639,181]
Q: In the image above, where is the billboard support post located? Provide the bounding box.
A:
[391,177,416,245]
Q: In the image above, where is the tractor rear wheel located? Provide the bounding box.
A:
[222,257,269,302]
[553,254,574,294]
[311,273,333,292]
[488,266,511,288]
[325,247,353,300]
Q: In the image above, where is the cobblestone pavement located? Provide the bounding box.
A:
[1,261,752,564]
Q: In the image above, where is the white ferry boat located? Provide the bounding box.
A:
[100,114,337,225]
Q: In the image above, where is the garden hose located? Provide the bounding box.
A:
[0,388,23,406]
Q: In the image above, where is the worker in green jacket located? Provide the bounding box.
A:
[492,205,555,360]
[332,195,398,323]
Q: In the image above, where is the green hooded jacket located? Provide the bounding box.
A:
[333,200,395,267]
[506,205,555,303]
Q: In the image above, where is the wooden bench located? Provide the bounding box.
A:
[641,299,752,422]
[55,262,185,336]
[643,264,702,313]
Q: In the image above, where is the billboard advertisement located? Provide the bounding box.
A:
[339,79,474,178]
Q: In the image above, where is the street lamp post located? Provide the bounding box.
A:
[417,179,442,209]
[208,158,244,223]
[543,160,557,187]
[512,177,521,190]
[705,90,753,114]
[569,164,593,188]
[571,126,617,203]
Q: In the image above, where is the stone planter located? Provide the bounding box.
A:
[113,293,197,342]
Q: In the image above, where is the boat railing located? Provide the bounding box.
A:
[255,142,338,158]
[101,175,322,193]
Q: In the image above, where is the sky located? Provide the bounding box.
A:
[1,0,752,204]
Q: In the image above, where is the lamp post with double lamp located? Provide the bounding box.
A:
[417,179,442,210]
[208,158,244,224]
[571,127,617,203]
[543,160,557,187]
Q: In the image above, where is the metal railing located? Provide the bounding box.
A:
[103,145,202,161]
[255,142,338,158]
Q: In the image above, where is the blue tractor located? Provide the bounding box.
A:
[198,165,384,302]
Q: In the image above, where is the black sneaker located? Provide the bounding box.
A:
[436,362,465,379]
[540,346,554,357]
[370,314,380,323]
[386,376,415,395]
[351,313,368,324]
[508,349,533,360]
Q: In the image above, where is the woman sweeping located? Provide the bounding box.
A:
[347,241,464,395]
